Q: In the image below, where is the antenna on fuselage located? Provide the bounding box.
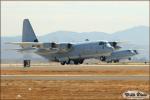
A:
[85,39,89,41]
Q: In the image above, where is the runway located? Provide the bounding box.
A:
[1,75,149,80]
[1,64,149,70]
[1,64,149,100]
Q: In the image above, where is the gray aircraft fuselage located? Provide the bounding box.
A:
[36,41,114,62]
[105,50,138,62]
[8,19,120,65]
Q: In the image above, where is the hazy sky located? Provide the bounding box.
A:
[1,1,149,36]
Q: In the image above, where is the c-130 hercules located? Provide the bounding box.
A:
[8,19,137,67]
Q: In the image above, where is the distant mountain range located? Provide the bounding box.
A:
[1,26,149,63]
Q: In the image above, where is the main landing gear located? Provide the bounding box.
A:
[113,60,119,63]
[60,59,84,65]
[100,56,106,61]
[128,58,131,60]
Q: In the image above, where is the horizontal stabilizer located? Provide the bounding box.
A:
[5,42,43,48]
[5,42,43,45]
[5,48,37,52]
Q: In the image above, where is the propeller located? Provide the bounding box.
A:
[133,50,138,54]
[109,41,129,50]
[111,42,117,47]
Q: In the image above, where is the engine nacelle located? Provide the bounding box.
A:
[39,42,73,53]
[58,43,73,52]
[109,42,122,50]
[51,42,57,48]
[67,43,72,49]
[43,42,58,48]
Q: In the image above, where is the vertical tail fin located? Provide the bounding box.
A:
[22,19,38,42]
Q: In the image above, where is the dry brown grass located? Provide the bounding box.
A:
[1,80,149,100]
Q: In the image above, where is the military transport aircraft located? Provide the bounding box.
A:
[8,19,125,66]
[100,50,139,63]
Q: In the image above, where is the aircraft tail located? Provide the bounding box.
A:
[22,19,38,42]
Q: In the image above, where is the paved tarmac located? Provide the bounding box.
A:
[1,64,149,81]
[1,64,149,70]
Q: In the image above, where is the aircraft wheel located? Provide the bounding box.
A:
[116,60,119,62]
[114,60,119,63]
[107,61,111,63]
[70,60,74,64]
[66,60,70,64]
[61,61,66,65]
[128,58,131,60]
[74,62,79,65]
[100,56,106,61]
[79,59,84,64]
[74,60,79,65]
[113,60,117,63]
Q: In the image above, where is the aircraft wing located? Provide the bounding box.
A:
[6,42,73,53]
